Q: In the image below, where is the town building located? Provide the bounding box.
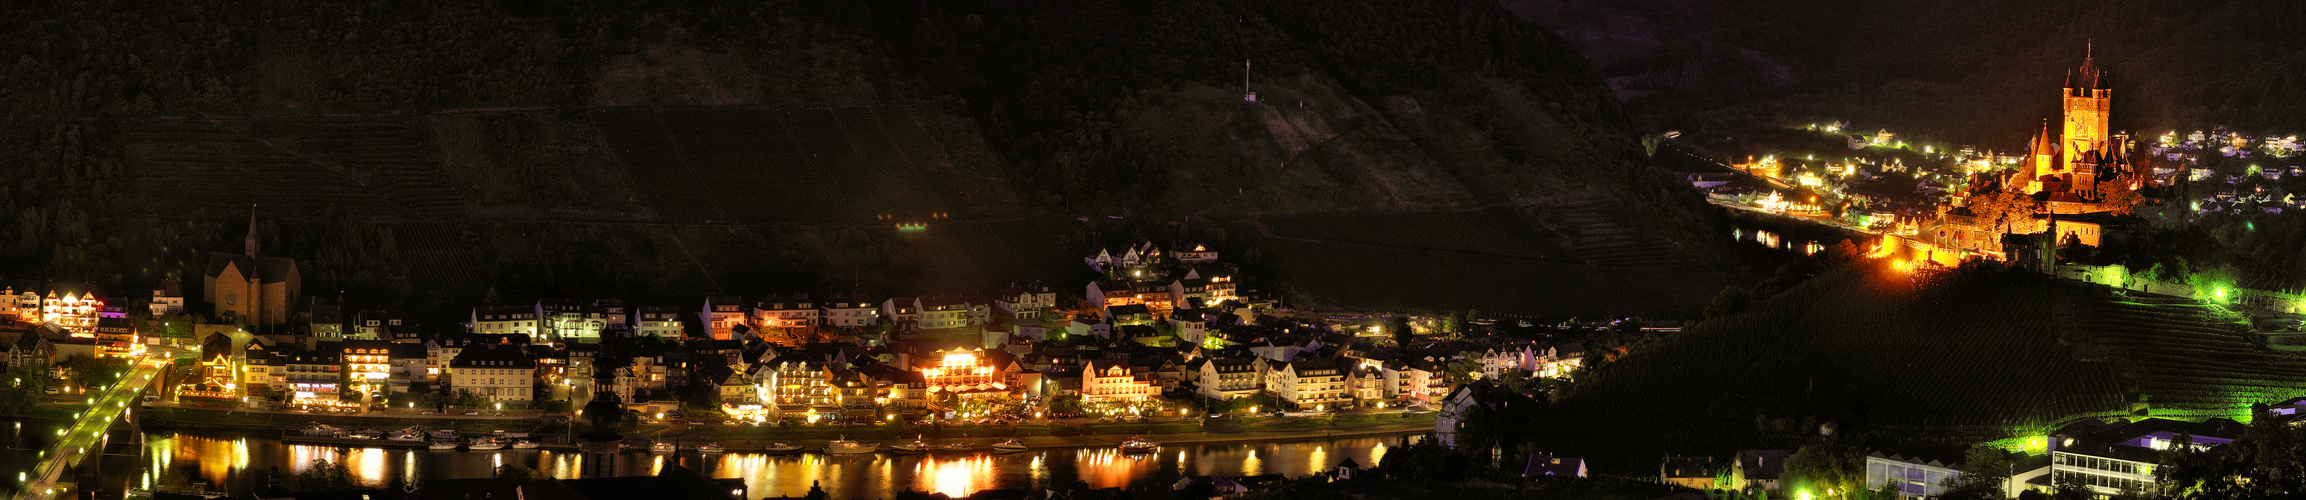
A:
[1079,360,1158,403]
[281,347,344,408]
[820,294,880,329]
[751,294,819,338]
[309,300,344,346]
[1196,356,1265,402]
[1266,358,1346,411]
[634,306,684,338]
[450,342,536,405]
[150,279,185,316]
[340,339,394,405]
[1866,442,1972,498]
[203,211,300,327]
[995,281,1057,320]
[537,299,610,343]
[38,283,104,337]
[702,296,748,340]
[471,306,540,339]
[1730,449,1790,492]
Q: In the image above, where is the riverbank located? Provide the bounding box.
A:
[141,405,1436,453]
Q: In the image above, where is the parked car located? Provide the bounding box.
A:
[462,411,480,416]
[420,410,437,415]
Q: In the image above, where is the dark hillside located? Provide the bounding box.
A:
[0,0,1738,321]
[1535,260,2306,474]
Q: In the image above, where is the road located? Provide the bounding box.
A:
[15,347,189,500]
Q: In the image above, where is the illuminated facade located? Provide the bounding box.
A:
[751,294,820,336]
[536,299,609,344]
[39,284,103,337]
[752,355,836,420]
[913,348,1013,398]
[819,294,881,329]
[470,306,539,339]
[1267,358,1347,411]
[449,342,535,405]
[1079,361,1158,403]
[1197,356,1265,401]
[702,296,748,340]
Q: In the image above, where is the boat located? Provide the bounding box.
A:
[428,441,459,450]
[762,443,805,455]
[890,435,929,454]
[991,439,1029,453]
[696,442,724,454]
[300,423,342,437]
[825,436,880,455]
[936,442,979,453]
[350,428,384,439]
[512,440,541,449]
[468,438,505,450]
[388,429,425,442]
[429,429,460,441]
[651,441,678,454]
[1119,436,1159,454]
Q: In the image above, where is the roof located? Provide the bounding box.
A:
[1736,450,1791,479]
[450,343,536,369]
[204,253,297,284]
[1868,442,1972,470]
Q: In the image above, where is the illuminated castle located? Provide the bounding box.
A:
[2006,44,2134,213]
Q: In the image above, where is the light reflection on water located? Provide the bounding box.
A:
[138,432,1418,499]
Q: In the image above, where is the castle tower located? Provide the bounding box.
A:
[2061,42,2111,170]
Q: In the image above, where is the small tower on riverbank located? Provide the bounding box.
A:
[578,349,630,478]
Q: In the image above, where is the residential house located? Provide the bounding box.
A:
[820,293,880,329]
[1169,278,1208,310]
[470,306,539,339]
[916,295,973,330]
[1171,309,1210,346]
[751,294,819,338]
[0,281,42,322]
[1175,243,1218,264]
[1661,456,1719,490]
[1523,456,1588,478]
[386,343,432,395]
[1197,356,1265,402]
[1134,281,1175,318]
[634,306,684,338]
[881,297,921,330]
[1106,304,1154,327]
[1731,450,1790,492]
[308,300,343,346]
[94,317,134,357]
[1435,379,1536,449]
[1087,280,1139,310]
[150,279,185,316]
[752,353,837,420]
[353,309,412,342]
[1267,357,1347,411]
[450,342,536,405]
[995,281,1057,320]
[702,296,748,340]
[2049,418,2244,497]
[536,299,610,343]
[1067,316,1111,340]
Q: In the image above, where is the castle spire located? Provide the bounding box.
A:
[245,204,260,258]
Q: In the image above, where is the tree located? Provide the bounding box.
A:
[494,464,551,482]
[1968,191,2044,235]
[1783,442,1868,496]
[288,459,362,491]
[1703,285,1754,319]
[1387,315,1414,347]
[2098,177,2145,215]
[1936,446,2014,500]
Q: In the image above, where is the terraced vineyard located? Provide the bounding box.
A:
[2066,293,2306,419]
[1527,200,1700,269]
[284,119,470,220]
[122,121,412,220]
[389,223,478,290]
[593,106,982,224]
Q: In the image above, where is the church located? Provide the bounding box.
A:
[205,209,301,327]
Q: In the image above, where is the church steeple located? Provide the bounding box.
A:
[244,205,260,258]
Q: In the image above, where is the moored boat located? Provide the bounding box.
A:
[696,442,724,454]
[890,435,929,454]
[762,442,805,455]
[990,439,1029,453]
[468,438,505,450]
[388,428,425,441]
[428,441,459,450]
[511,440,541,449]
[825,436,880,455]
[935,442,978,453]
[1119,436,1159,454]
[651,440,678,454]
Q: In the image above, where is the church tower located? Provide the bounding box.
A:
[244,205,261,258]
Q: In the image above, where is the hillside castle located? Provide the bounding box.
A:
[1922,46,2140,263]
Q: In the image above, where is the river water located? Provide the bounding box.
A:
[46,426,1416,499]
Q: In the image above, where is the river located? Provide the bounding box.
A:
[29,425,1418,499]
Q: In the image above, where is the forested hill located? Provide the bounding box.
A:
[0,0,1735,322]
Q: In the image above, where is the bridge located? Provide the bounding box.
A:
[14,347,189,500]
